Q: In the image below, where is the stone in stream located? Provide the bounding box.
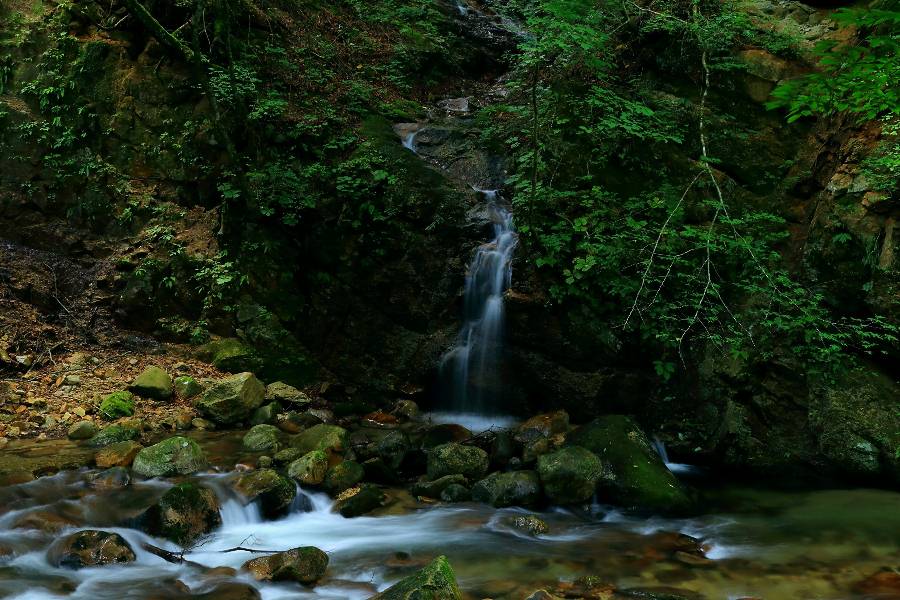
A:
[139,482,221,546]
[291,423,349,454]
[128,366,173,399]
[243,546,329,584]
[515,410,569,444]
[377,430,410,470]
[98,391,135,420]
[287,450,329,485]
[173,375,203,399]
[250,402,279,425]
[440,483,471,502]
[233,469,296,518]
[422,424,472,448]
[67,420,98,440]
[47,530,136,569]
[537,446,607,505]
[94,440,143,468]
[323,460,365,494]
[86,423,141,448]
[371,555,462,600]
[194,372,266,426]
[567,415,691,513]
[242,424,281,452]
[335,484,386,517]
[132,436,206,477]
[410,474,468,498]
[265,381,311,406]
[472,470,541,507]
[273,447,304,466]
[88,467,132,490]
[193,582,261,600]
[426,443,489,481]
[13,511,79,534]
[508,514,549,536]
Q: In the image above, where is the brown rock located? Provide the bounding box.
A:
[95,440,143,468]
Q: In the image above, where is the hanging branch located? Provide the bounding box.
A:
[120,0,195,61]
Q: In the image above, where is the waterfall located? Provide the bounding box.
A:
[439,192,517,414]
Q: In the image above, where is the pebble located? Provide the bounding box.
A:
[63,375,81,386]
[73,407,86,417]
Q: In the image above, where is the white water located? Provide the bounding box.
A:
[401,129,419,153]
[651,436,700,475]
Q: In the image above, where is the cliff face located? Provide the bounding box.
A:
[0,0,896,483]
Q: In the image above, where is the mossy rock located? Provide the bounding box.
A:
[287,450,329,485]
[250,403,279,426]
[335,484,386,517]
[567,416,690,513]
[371,555,462,600]
[233,469,296,518]
[87,424,141,448]
[242,424,281,452]
[198,338,263,373]
[99,391,135,420]
[139,482,221,546]
[95,440,143,468]
[132,436,207,478]
[426,443,489,481]
[472,470,541,507]
[243,546,328,584]
[537,446,607,505]
[411,474,468,499]
[173,376,203,399]
[47,530,136,569]
[323,460,365,494]
[67,420,98,440]
[128,366,173,400]
[291,424,349,454]
[440,483,471,503]
[194,372,266,426]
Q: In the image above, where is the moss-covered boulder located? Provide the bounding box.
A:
[47,530,136,569]
[427,443,489,481]
[242,424,281,452]
[537,446,607,505]
[411,474,468,499]
[567,416,690,513]
[99,391,135,420]
[335,484,386,517]
[243,546,328,584]
[139,482,222,545]
[173,376,203,399]
[291,424,349,454]
[273,447,304,466]
[472,470,541,507]
[132,436,206,478]
[67,420,98,440]
[287,450,329,485]
[199,338,263,373]
[194,372,265,426]
[323,460,365,494]
[95,440,143,468]
[265,381,311,406]
[87,423,141,448]
[233,469,296,518]
[508,514,549,536]
[377,430,410,470]
[440,483,471,502]
[372,555,462,600]
[250,403,279,426]
[128,366,173,400]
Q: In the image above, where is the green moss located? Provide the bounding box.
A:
[87,424,141,448]
[99,391,135,420]
[371,555,462,600]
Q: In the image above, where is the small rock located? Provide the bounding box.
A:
[508,514,549,536]
[265,381,311,405]
[371,555,461,600]
[132,436,206,477]
[88,467,132,490]
[440,483,471,502]
[242,424,281,452]
[192,417,215,430]
[139,483,221,545]
[243,546,329,584]
[250,403,279,426]
[411,474,468,498]
[427,443,489,481]
[99,391,135,420]
[62,374,81,386]
[287,450,329,485]
[291,423,349,454]
[323,460,365,494]
[273,447,304,466]
[128,366,173,400]
[335,484,386,517]
[173,376,203,399]
[95,440,143,468]
[47,530,136,569]
[537,446,606,505]
[472,470,541,507]
[233,469,296,518]
[194,372,265,425]
[392,399,419,420]
[67,420,98,440]
[87,424,141,448]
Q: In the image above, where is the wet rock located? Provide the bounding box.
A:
[427,443,489,480]
[265,381,311,406]
[194,372,266,426]
[852,568,900,599]
[128,366,173,400]
[192,417,215,430]
[537,446,606,505]
[87,423,141,448]
[287,450,329,485]
[291,423,349,454]
[132,436,207,477]
[323,460,365,494]
[472,470,541,507]
[233,469,296,518]
[13,511,79,534]
[524,590,563,600]
[243,546,329,584]
[173,376,203,399]
[242,424,281,452]
[422,424,472,448]
[250,403,279,426]
[199,338,262,373]
[273,447,304,466]
[411,474,468,498]
[515,410,569,444]
[363,457,402,485]
[99,391,135,420]
[67,420,98,440]
[140,482,222,546]
[568,416,690,513]
[95,440,143,468]
[393,399,419,420]
[193,582,262,600]
[335,484,386,517]
[509,514,549,536]
[490,430,518,468]
[88,467,132,490]
[377,430,410,470]
[440,483,471,502]
[371,555,461,600]
[47,530,136,569]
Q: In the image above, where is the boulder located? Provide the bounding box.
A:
[335,484,386,517]
[287,450,329,485]
[193,583,261,600]
[377,430,410,470]
[128,366,173,400]
[132,436,206,477]
[88,467,132,490]
[411,474,468,498]
[323,460,365,494]
[233,469,296,518]
[508,514,549,536]
[199,337,262,373]
[87,424,141,448]
[273,447,304,466]
[95,440,143,468]
[371,555,462,600]
[99,391,135,420]
[250,403,279,426]
[291,424,349,454]
[427,443,489,481]
[440,483,471,502]
[242,424,281,452]
[537,446,607,505]
[422,424,472,448]
[67,420,98,440]
[472,470,541,507]
[515,410,569,443]
[567,416,690,512]
[243,546,328,584]
[173,376,203,399]
[47,530,136,569]
[265,381,311,405]
[194,372,265,425]
[139,482,221,546]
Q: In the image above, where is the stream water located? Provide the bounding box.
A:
[0,438,898,600]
